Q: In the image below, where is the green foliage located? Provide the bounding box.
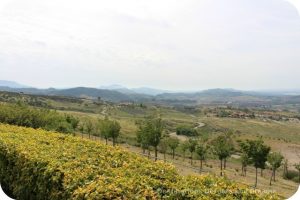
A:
[294,163,300,183]
[247,139,271,169]
[0,102,78,133]
[187,139,198,165]
[211,134,234,161]
[242,139,271,187]
[217,110,231,117]
[268,152,284,185]
[238,140,253,176]
[211,133,234,176]
[196,143,208,161]
[176,125,197,136]
[0,124,279,200]
[158,137,168,161]
[136,116,164,160]
[97,118,121,146]
[196,142,208,173]
[284,169,300,183]
[268,152,284,171]
[168,137,180,159]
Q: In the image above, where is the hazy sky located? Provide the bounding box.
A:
[0,0,300,90]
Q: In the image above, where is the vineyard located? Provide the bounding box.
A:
[0,124,280,199]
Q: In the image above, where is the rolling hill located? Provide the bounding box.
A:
[0,81,300,106]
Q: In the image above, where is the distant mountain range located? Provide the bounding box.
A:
[1,80,300,106]
[0,80,29,88]
[99,85,171,95]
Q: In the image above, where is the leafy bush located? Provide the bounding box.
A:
[0,124,279,199]
[176,125,197,136]
[0,103,78,133]
[284,170,300,183]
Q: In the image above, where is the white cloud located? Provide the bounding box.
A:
[0,0,300,90]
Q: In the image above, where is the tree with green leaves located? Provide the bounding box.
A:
[187,139,197,165]
[108,120,121,146]
[247,139,271,188]
[65,115,79,132]
[136,126,150,155]
[196,142,208,173]
[238,140,252,177]
[136,116,164,161]
[149,117,163,161]
[268,152,284,185]
[211,134,234,176]
[99,118,121,146]
[85,120,93,139]
[168,137,180,159]
[158,137,169,162]
[180,141,189,161]
[78,121,85,139]
[99,118,110,145]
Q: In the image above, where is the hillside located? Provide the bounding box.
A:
[0,86,151,103]
[1,84,300,106]
[0,124,279,199]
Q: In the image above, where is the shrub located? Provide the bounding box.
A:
[176,125,197,136]
[285,170,300,183]
[0,124,279,200]
[0,103,78,133]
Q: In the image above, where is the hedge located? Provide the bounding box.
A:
[0,124,279,199]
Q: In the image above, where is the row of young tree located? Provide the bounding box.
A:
[135,116,296,188]
[78,117,121,146]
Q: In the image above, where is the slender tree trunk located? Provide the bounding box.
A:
[183,152,185,161]
[155,146,158,161]
[220,159,223,176]
[224,158,227,170]
[245,166,247,177]
[200,160,203,174]
[273,170,276,181]
[172,149,175,159]
[142,148,146,155]
[255,167,258,188]
[105,138,108,145]
[88,133,90,139]
[241,165,244,176]
[81,133,83,139]
[283,161,288,178]
[190,152,193,165]
[148,149,151,159]
[269,169,273,186]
